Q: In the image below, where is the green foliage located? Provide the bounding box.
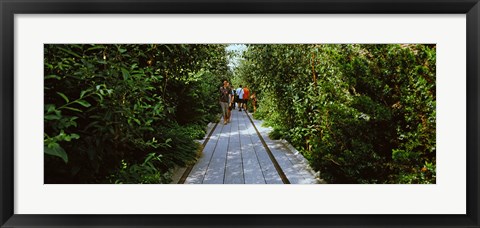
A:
[44,44,229,183]
[45,43,436,184]
[235,44,436,184]
[110,153,172,184]
[268,128,284,140]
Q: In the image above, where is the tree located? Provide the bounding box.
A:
[44,44,229,183]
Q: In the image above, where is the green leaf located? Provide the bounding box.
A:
[75,100,91,108]
[44,114,61,120]
[57,92,69,103]
[143,153,156,165]
[80,90,88,99]
[71,133,80,139]
[121,68,130,80]
[44,143,68,163]
[45,75,61,80]
[94,93,104,102]
[58,47,82,58]
[45,104,56,113]
[86,45,105,51]
[133,118,141,125]
[63,107,83,112]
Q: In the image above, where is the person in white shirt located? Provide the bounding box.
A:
[236,85,244,111]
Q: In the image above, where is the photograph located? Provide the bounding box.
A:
[1,0,478,226]
[44,44,436,184]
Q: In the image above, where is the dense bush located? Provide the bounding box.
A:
[44,44,230,183]
[235,44,436,183]
[45,43,436,184]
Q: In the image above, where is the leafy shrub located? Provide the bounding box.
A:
[44,44,230,183]
[236,44,436,184]
[268,128,284,140]
[110,153,172,184]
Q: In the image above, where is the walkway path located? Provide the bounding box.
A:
[181,109,320,184]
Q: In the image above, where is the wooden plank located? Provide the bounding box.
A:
[244,114,283,184]
[203,119,231,184]
[228,114,240,143]
[186,110,317,185]
[224,110,245,184]
[282,145,318,184]
[251,138,283,184]
[184,122,223,184]
[224,142,244,184]
[239,112,265,184]
[248,115,307,184]
[263,137,305,184]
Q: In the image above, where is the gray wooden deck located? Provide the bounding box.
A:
[184,109,320,184]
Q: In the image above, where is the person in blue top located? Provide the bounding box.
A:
[236,85,244,111]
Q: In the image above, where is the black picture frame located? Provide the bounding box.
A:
[1,0,479,227]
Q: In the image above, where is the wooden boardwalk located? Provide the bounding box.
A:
[183,109,319,184]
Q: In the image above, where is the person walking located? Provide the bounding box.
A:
[243,85,250,112]
[236,85,244,111]
[230,84,236,109]
[250,92,257,113]
[219,80,230,125]
[226,83,234,123]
